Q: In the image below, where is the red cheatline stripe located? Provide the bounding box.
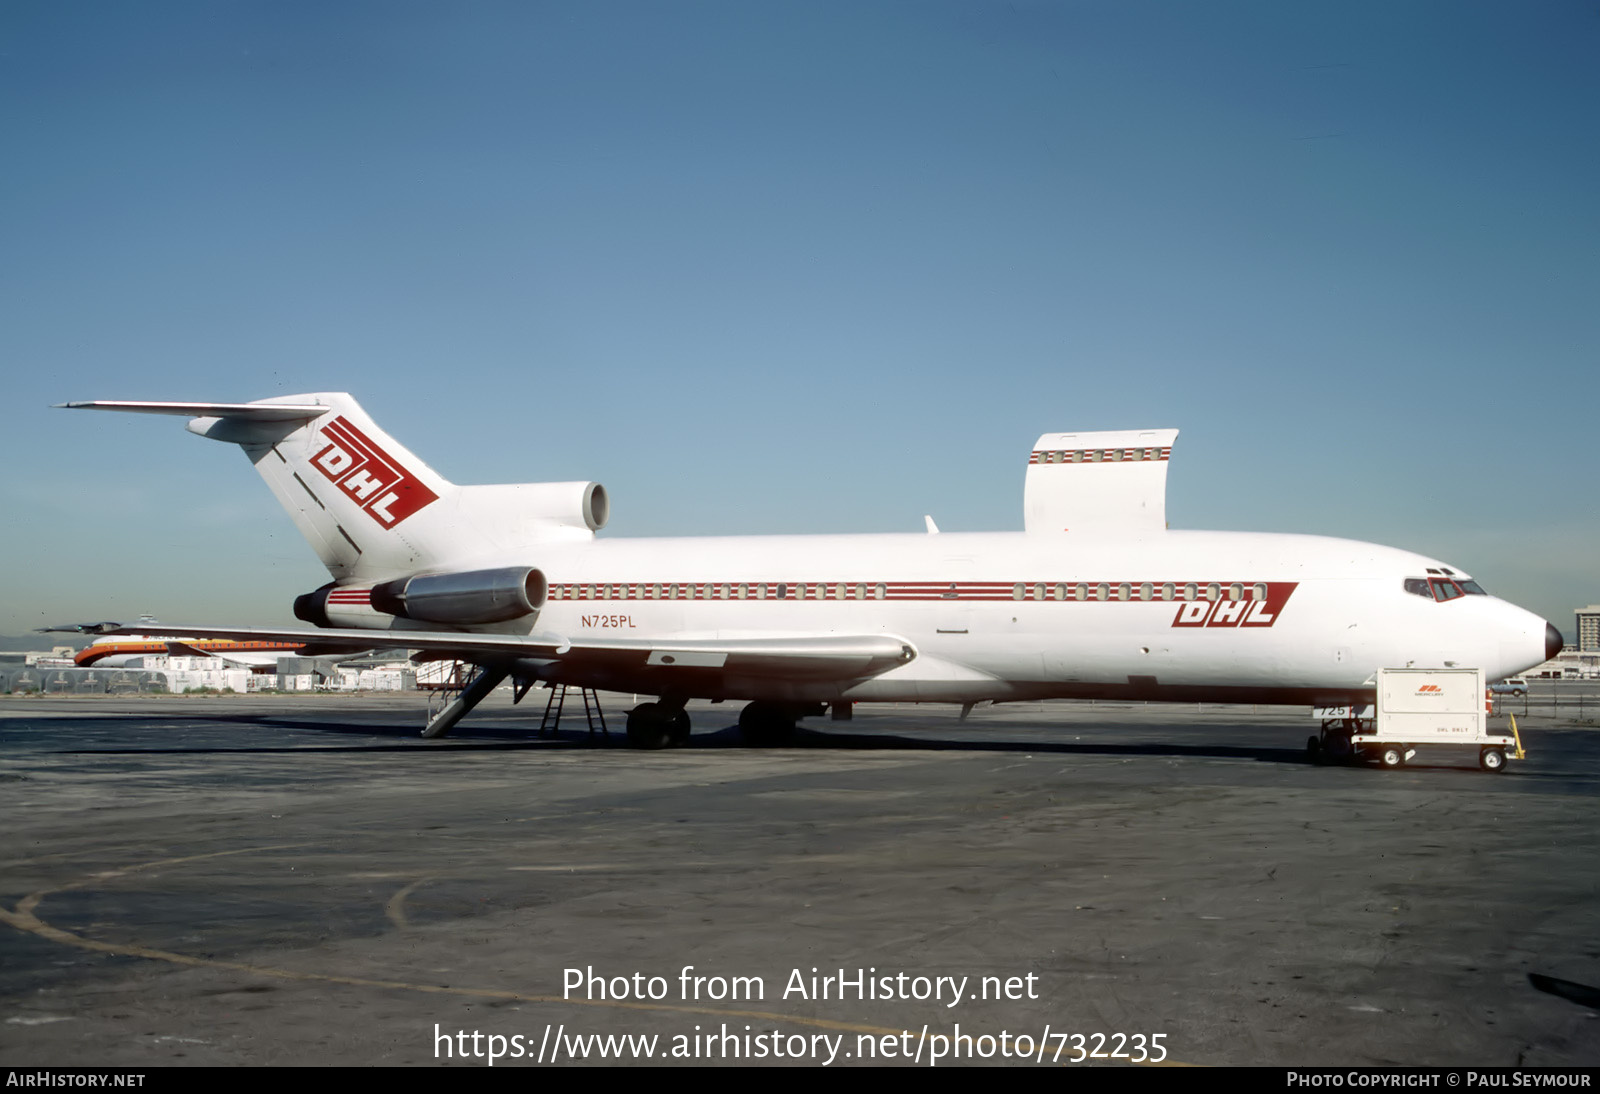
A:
[1028,447,1173,464]
[544,580,1272,601]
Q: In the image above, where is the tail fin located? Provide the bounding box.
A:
[59,394,606,581]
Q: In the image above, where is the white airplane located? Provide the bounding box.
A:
[54,394,1562,748]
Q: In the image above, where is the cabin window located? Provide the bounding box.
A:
[874,583,887,600]
[1253,583,1267,601]
[756,583,767,600]
[1228,583,1243,602]
[1138,582,1153,601]
[1095,583,1109,601]
[737,583,748,600]
[1012,583,1024,600]
[1182,583,1197,601]
[1054,583,1067,601]
[1116,583,1131,601]
[1033,583,1045,601]
[1205,583,1220,602]
[1070,450,1083,463]
[775,583,787,600]
[1073,583,1087,601]
[1160,583,1174,601]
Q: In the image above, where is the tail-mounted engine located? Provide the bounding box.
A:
[372,566,548,625]
[295,566,548,628]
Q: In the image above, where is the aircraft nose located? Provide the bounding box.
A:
[1546,622,1565,660]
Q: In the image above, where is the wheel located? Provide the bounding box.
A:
[1379,746,1405,769]
[739,701,796,746]
[667,708,691,746]
[1480,747,1507,773]
[625,703,673,750]
[1306,735,1323,763]
[1512,689,1525,698]
[1324,731,1353,762]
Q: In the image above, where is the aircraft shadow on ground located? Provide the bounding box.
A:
[52,709,1323,765]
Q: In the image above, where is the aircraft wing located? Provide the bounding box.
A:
[47,623,916,684]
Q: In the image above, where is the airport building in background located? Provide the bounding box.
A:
[1577,605,1600,653]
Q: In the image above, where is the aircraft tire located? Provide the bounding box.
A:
[1324,731,1353,763]
[1305,735,1322,763]
[626,703,673,750]
[667,708,691,746]
[739,701,796,747]
[1479,747,1507,774]
[1379,746,1405,769]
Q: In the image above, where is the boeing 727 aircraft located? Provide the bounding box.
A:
[54,394,1561,749]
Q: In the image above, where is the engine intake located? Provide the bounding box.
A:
[371,566,548,625]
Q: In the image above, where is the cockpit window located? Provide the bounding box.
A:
[1404,578,1433,599]
[1459,580,1487,595]
[1430,578,1464,602]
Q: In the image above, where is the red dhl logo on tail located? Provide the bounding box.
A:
[1171,582,1298,628]
[1417,684,1444,694]
[310,416,439,529]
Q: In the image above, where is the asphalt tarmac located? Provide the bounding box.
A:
[2,691,1597,1067]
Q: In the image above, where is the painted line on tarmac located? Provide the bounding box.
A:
[0,843,1194,1065]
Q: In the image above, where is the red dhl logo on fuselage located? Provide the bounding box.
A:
[1417,684,1443,694]
[1170,582,1297,628]
[310,416,439,528]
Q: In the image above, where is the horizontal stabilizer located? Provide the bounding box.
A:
[56,400,330,422]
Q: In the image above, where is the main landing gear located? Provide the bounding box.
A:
[625,700,691,750]
[738,701,797,747]
[624,699,811,749]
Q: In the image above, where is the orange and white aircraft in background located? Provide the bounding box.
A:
[53,394,1562,747]
[75,634,306,669]
[72,616,307,668]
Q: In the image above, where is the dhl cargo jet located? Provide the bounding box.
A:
[54,394,1561,747]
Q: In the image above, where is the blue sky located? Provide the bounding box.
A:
[1,1,1595,634]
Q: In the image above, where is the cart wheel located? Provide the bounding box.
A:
[1306,735,1322,763]
[1479,747,1507,773]
[1379,746,1405,769]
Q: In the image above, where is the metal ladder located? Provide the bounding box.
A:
[537,683,609,739]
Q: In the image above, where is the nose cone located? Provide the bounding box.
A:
[1546,623,1565,661]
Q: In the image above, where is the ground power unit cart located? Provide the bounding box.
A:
[1310,667,1523,773]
